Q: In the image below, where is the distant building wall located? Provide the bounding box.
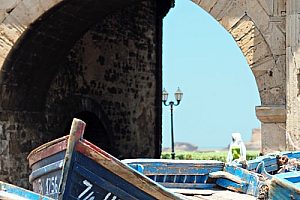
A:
[245,128,261,150]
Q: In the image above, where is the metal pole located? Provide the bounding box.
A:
[170,102,175,159]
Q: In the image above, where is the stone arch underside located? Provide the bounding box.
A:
[0,0,138,111]
[45,96,114,154]
[193,0,287,152]
[0,0,164,188]
[193,0,286,105]
[0,0,289,188]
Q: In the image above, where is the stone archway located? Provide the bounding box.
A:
[69,111,112,152]
[45,96,114,154]
[0,0,165,188]
[0,0,138,111]
[192,0,287,153]
[0,0,298,188]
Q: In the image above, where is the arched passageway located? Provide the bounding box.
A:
[64,111,112,153]
[0,0,295,189]
[162,0,261,150]
[190,0,287,153]
[0,0,170,187]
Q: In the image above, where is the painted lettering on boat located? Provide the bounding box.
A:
[37,175,59,195]
[104,192,119,200]
[78,180,120,200]
[78,180,95,200]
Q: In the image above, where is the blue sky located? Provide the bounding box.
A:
[162,0,261,149]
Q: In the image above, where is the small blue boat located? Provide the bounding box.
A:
[123,159,224,189]
[27,118,187,200]
[209,151,300,198]
[0,181,53,200]
[269,171,300,200]
[209,164,268,197]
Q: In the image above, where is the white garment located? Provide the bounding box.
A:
[226,132,247,163]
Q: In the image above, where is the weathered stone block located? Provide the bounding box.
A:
[256,105,286,123]
[246,0,270,33]
[261,123,286,154]
[0,0,20,10]
[0,10,7,22]
[0,140,9,155]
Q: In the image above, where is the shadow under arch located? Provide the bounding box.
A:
[0,0,138,112]
[64,111,111,153]
[45,96,116,156]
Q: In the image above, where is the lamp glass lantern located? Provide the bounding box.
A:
[162,88,169,102]
[174,87,183,102]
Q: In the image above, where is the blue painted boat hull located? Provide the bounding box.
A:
[269,171,300,200]
[62,152,157,200]
[0,181,53,200]
[28,118,186,200]
[211,151,300,197]
[123,159,224,189]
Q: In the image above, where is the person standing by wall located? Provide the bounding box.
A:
[227,132,247,163]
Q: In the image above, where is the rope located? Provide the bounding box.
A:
[286,131,300,150]
[277,124,300,150]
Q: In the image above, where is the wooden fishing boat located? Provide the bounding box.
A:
[123,159,224,189]
[209,164,266,197]
[0,181,53,200]
[27,118,188,200]
[209,151,300,198]
[269,171,300,200]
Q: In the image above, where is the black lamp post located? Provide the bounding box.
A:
[162,87,183,159]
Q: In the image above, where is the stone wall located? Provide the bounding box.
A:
[286,0,300,150]
[0,0,164,188]
[2,0,300,189]
[192,0,287,153]
[0,111,46,188]
[46,0,161,158]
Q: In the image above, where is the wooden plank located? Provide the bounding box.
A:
[150,174,209,184]
[226,165,261,195]
[169,188,215,195]
[0,191,28,200]
[67,157,152,200]
[27,136,68,166]
[58,118,86,200]
[159,183,216,189]
[215,178,247,193]
[254,161,273,179]
[75,141,188,200]
[123,158,224,190]
[269,172,300,200]
[213,165,262,197]
[0,181,53,200]
[209,171,243,184]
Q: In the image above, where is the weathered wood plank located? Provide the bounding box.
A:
[269,171,300,200]
[76,141,187,200]
[0,181,53,200]
[209,171,244,184]
[58,118,86,200]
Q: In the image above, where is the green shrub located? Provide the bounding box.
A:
[161,151,259,162]
[161,153,171,159]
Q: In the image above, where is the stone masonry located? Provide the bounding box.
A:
[192,0,287,153]
[0,0,300,188]
[0,0,172,188]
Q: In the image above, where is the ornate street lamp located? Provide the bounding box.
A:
[162,87,183,159]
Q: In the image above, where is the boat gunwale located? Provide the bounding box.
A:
[27,136,68,166]
[271,171,300,193]
[75,140,188,200]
